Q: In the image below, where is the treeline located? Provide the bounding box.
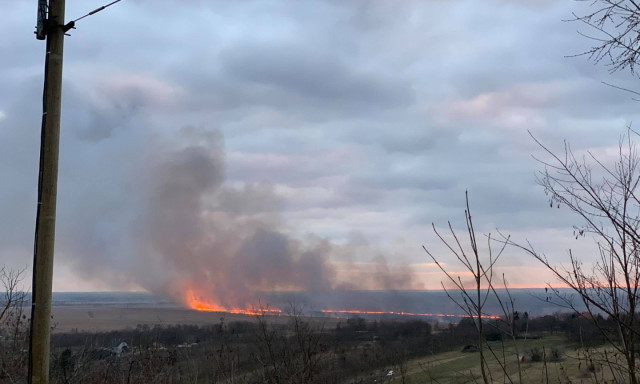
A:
[47,316,436,384]
[1,309,625,383]
[45,311,614,384]
[453,311,618,346]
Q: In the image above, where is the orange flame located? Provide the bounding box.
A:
[184,289,282,316]
[185,290,502,319]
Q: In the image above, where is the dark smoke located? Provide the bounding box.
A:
[59,127,422,308]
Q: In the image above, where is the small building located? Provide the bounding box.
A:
[113,341,129,355]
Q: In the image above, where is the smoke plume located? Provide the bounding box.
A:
[59,127,422,308]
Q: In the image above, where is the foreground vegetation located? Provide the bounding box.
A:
[0,304,627,384]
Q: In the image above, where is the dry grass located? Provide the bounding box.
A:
[50,305,340,333]
[385,335,622,384]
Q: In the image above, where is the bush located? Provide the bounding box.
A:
[529,348,542,362]
[549,347,563,361]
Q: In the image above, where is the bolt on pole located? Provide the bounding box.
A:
[29,0,66,383]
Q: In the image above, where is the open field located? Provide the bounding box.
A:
[50,305,342,333]
[47,304,604,384]
[51,305,251,333]
[8,297,631,383]
[382,335,624,384]
[6,302,637,383]
[398,336,571,383]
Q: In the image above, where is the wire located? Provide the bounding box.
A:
[73,0,123,23]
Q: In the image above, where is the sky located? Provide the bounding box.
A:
[1,0,640,297]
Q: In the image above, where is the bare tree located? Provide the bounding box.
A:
[509,131,640,383]
[571,0,640,75]
[0,266,28,383]
[0,266,26,324]
[253,303,330,384]
[423,192,527,384]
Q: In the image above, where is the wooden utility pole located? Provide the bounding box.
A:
[29,1,121,382]
[29,0,66,383]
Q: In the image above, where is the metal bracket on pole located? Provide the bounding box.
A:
[35,0,48,40]
[62,21,75,32]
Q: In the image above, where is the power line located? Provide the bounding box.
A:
[73,0,123,23]
[35,0,124,40]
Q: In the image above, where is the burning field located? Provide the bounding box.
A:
[59,130,433,318]
[184,289,501,320]
[49,289,517,333]
[56,130,554,323]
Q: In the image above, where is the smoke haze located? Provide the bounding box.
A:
[60,127,422,308]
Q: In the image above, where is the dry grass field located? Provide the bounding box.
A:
[50,305,341,333]
[383,335,625,384]
[42,304,633,384]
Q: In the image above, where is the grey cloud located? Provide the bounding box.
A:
[340,125,459,155]
[62,86,138,142]
[220,43,414,109]
[3,0,639,292]
[0,77,44,268]
[216,184,285,214]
